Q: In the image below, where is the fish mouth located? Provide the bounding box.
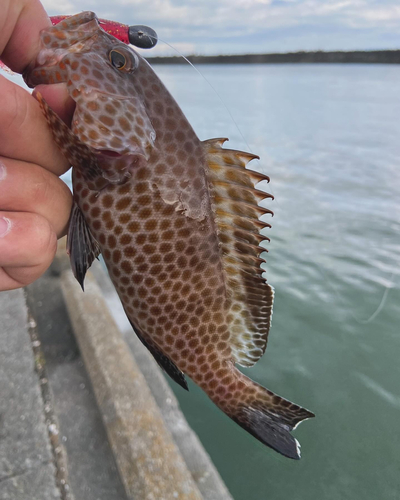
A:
[98,149,122,158]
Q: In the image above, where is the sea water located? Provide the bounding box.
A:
[8,62,399,499]
[153,63,400,500]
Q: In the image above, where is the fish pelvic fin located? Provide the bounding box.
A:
[213,366,314,459]
[67,202,101,290]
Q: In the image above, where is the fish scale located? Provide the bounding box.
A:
[24,11,314,459]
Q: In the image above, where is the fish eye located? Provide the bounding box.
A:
[109,50,127,70]
[108,47,139,73]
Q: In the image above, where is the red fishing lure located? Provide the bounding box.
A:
[0,14,157,73]
[50,15,157,48]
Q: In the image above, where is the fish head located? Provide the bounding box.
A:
[25,11,156,165]
[25,11,208,212]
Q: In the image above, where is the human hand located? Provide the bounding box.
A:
[0,0,74,290]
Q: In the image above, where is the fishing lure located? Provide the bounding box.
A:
[50,15,158,49]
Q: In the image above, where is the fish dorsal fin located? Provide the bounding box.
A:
[203,138,274,367]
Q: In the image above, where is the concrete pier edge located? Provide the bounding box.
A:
[56,242,232,500]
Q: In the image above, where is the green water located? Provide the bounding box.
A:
[12,60,398,499]
[155,64,400,500]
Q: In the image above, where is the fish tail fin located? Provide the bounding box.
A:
[212,366,314,459]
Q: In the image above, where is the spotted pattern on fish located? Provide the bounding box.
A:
[24,11,314,459]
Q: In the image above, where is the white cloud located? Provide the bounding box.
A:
[39,0,400,54]
[358,5,400,22]
[41,0,76,13]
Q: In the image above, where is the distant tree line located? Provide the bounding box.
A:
[147,50,400,65]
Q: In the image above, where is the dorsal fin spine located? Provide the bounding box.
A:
[208,164,270,186]
[215,209,272,231]
[212,180,272,203]
[214,195,274,217]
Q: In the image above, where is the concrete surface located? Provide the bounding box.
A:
[0,463,61,500]
[26,265,128,500]
[61,269,203,500]
[0,289,60,500]
[1,240,233,500]
[92,261,234,500]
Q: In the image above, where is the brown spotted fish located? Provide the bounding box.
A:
[24,11,314,459]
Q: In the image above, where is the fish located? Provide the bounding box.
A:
[24,11,314,459]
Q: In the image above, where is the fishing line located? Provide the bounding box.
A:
[148,36,253,151]
[359,275,394,324]
[319,257,397,326]
[315,196,399,325]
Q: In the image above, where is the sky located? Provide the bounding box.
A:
[41,0,400,56]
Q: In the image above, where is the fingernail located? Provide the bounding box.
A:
[0,217,12,238]
[0,161,6,181]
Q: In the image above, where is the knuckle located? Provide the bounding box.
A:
[29,169,72,222]
[29,213,57,262]
[52,175,73,207]
[30,167,52,203]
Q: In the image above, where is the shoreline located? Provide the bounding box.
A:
[147,49,400,65]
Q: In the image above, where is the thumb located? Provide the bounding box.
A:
[33,83,76,126]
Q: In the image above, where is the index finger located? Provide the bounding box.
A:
[0,0,72,175]
[0,0,51,73]
[0,74,71,175]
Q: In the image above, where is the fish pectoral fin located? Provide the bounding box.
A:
[128,319,188,391]
[35,92,109,191]
[67,202,101,290]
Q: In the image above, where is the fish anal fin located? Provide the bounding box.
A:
[203,138,274,367]
[67,202,101,290]
[127,318,188,391]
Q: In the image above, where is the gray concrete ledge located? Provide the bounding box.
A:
[91,261,233,500]
[1,240,232,500]
[26,265,127,500]
[61,267,203,500]
[0,463,61,500]
[0,289,60,500]
[55,238,232,499]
